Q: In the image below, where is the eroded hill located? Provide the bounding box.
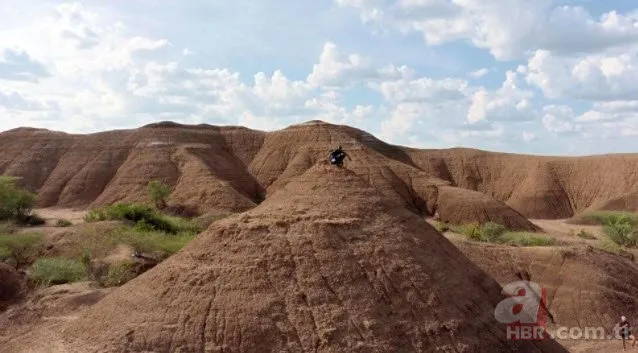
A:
[2,120,638,225]
[1,163,569,352]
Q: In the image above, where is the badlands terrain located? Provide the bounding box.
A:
[0,120,637,352]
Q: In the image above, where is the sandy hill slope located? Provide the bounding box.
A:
[405,148,638,219]
[3,120,638,224]
[5,162,568,353]
[452,242,638,332]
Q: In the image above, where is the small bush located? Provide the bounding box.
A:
[112,228,196,259]
[148,180,171,209]
[434,222,450,233]
[603,223,638,247]
[0,232,44,267]
[0,177,36,223]
[55,219,73,227]
[103,262,137,287]
[451,223,481,240]
[28,257,86,285]
[67,228,120,261]
[480,222,507,242]
[576,230,596,240]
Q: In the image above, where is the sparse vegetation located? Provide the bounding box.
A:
[433,221,450,233]
[0,232,44,268]
[582,211,638,226]
[576,229,597,240]
[28,257,86,285]
[0,176,44,226]
[582,211,638,247]
[500,232,556,247]
[445,221,556,247]
[148,180,171,210]
[55,219,73,227]
[103,261,136,287]
[84,203,202,234]
[113,227,196,259]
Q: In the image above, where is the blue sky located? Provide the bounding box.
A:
[2,1,638,155]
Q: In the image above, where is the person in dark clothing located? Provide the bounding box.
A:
[328,145,351,167]
[619,316,636,350]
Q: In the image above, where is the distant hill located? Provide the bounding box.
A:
[2,120,637,226]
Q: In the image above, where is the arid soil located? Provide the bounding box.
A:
[0,163,570,352]
[4,120,638,225]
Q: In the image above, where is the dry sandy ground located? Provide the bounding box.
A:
[5,209,634,352]
[34,208,87,226]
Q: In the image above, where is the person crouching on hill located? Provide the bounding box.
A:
[328,145,351,167]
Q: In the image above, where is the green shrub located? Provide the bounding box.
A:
[113,228,196,259]
[434,222,450,233]
[576,230,596,240]
[29,257,86,285]
[501,232,556,247]
[0,232,44,267]
[603,223,638,247]
[582,211,638,227]
[480,222,507,242]
[55,219,73,227]
[103,262,137,287]
[452,223,481,240]
[453,222,555,247]
[580,211,638,247]
[0,176,36,223]
[84,203,199,234]
[148,180,171,209]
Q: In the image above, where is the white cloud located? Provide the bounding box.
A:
[467,71,534,124]
[306,42,407,88]
[337,0,638,60]
[524,49,638,101]
[469,68,489,78]
[128,37,169,52]
[373,77,468,104]
[0,48,49,82]
[541,105,581,134]
[522,131,536,142]
[54,2,103,49]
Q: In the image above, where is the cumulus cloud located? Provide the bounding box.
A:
[541,105,582,134]
[307,42,408,88]
[523,49,638,101]
[337,0,638,60]
[469,68,489,78]
[467,71,535,124]
[0,49,49,82]
[373,77,468,104]
[55,2,102,49]
[0,89,57,111]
